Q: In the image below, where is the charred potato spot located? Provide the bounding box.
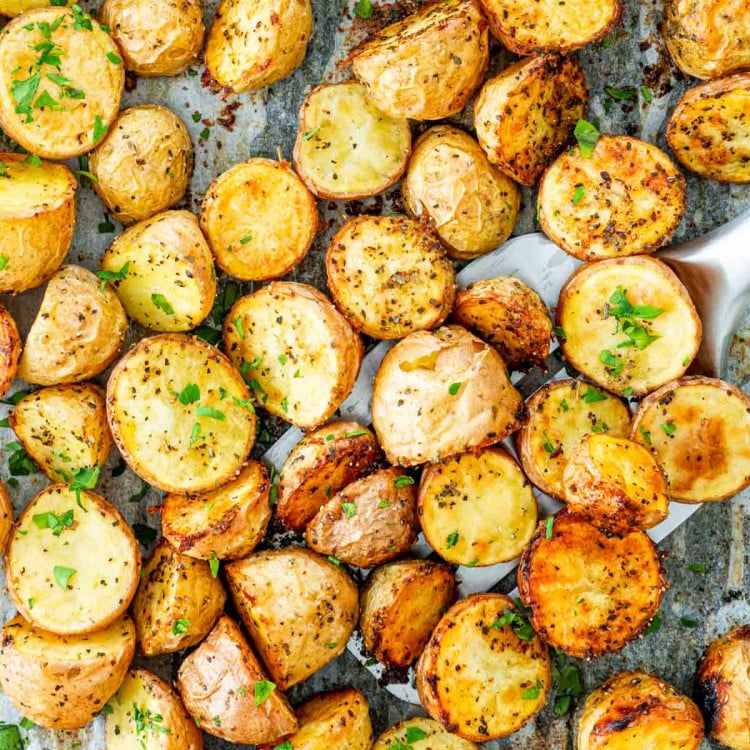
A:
[374,717,480,749]
[0,303,20,397]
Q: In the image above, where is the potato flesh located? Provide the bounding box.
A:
[0,304,20,396]
[373,718,480,750]
[0,156,73,218]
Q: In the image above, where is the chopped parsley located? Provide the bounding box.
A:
[96,261,129,291]
[688,563,708,574]
[645,612,662,634]
[33,509,74,536]
[132,523,157,546]
[393,475,414,488]
[446,531,459,548]
[544,516,554,540]
[151,293,174,315]
[172,619,190,636]
[209,551,220,578]
[196,405,225,421]
[92,115,107,144]
[353,0,373,17]
[69,465,99,509]
[574,119,600,157]
[661,422,676,436]
[448,382,462,395]
[582,387,606,403]
[253,680,276,706]
[177,383,200,405]
[341,501,357,518]
[303,126,320,140]
[572,185,585,205]
[639,426,652,445]
[491,608,535,640]
[53,564,76,590]
[522,679,544,700]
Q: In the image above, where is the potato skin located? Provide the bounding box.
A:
[0,303,20,397]
[0,0,48,16]
[374,718,479,750]
[0,481,12,555]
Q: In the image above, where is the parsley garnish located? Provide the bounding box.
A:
[522,679,544,700]
[446,531,458,548]
[151,293,174,315]
[545,517,554,539]
[177,383,200,405]
[32,509,74,536]
[341,502,357,518]
[69,465,99,509]
[92,115,107,144]
[133,523,157,546]
[572,185,585,205]
[53,564,76,590]
[393,475,414,488]
[574,119,600,157]
[303,126,321,140]
[96,261,129,291]
[254,680,276,706]
[599,349,623,377]
[448,382,462,395]
[661,422,676,435]
[172,619,190,635]
[550,648,583,715]
[491,608,535,640]
[688,563,708,573]
[582,387,606,403]
[645,612,662,634]
[209,551,220,578]
[639,426,652,445]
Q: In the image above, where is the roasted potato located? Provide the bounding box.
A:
[371,325,523,466]
[666,74,750,183]
[162,461,271,560]
[518,512,667,658]
[418,446,537,566]
[578,671,704,750]
[374,718,479,750]
[539,136,686,260]
[360,559,457,668]
[205,0,312,92]
[695,625,750,750]
[293,82,412,200]
[224,548,359,689]
[177,615,298,745]
[0,481,10,554]
[200,158,318,281]
[557,256,702,397]
[350,0,489,121]
[517,380,632,499]
[101,210,216,331]
[18,265,128,386]
[0,614,135,730]
[5,484,141,635]
[223,282,362,430]
[10,383,112,482]
[452,277,553,370]
[306,466,419,568]
[99,0,204,77]
[90,106,194,225]
[277,421,381,531]
[474,55,588,186]
[105,668,204,750]
[133,539,227,656]
[402,125,520,260]
[0,303,20,396]
[0,0,47,16]
[0,153,76,294]
[107,333,256,494]
[416,594,551,741]
[0,7,124,159]
[631,376,750,502]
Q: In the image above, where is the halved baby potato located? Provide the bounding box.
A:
[416,594,551,741]
[294,82,411,200]
[0,303,20,396]
[373,718,479,750]
[474,55,588,186]
[223,282,362,430]
[0,482,11,554]
[5,485,141,635]
[326,215,456,340]
[518,512,667,658]
[162,461,271,560]
[107,333,256,494]
[557,256,702,397]
[224,548,359,689]
[0,0,48,16]
[631,376,750,502]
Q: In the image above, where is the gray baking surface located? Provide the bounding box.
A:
[0,0,749,744]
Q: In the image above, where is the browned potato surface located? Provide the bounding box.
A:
[374,718,480,749]
[0,303,20,397]
[0,481,10,555]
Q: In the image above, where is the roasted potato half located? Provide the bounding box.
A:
[374,718,479,750]
[474,55,588,186]
[107,333,256,494]
[360,559,457,668]
[416,594,551,741]
[0,614,135,730]
[667,74,750,183]
[162,461,271,560]
[223,282,362,430]
[0,481,11,554]
[0,7,124,159]
[0,303,20,397]
[225,548,359,689]
[10,383,112,483]
[402,125,520,260]
[518,512,667,658]
[0,153,76,294]
[177,616,298,745]
[277,421,381,531]
[326,215,456,340]
[294,82,412,200]
[539,136,686,260]
[631,376,750,502]
[351,0,489,121]
[372,325,523,466]
[578,671,704,750]
[557,256,702,397]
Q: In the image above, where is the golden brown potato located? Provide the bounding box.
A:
[695,625,750,750]
[10,383,112,483]
[0,614,135,730]
[666,74,750,183]
[360,559,457,668]
[351,0,489,121]
[578,672,704,750]
[631,376,750,502]
[293,82,412,200]
[306,466,419,568]
[518,512,667,658]
[417,594,551,741]
[205,0,312,92]
[452,277,552,370]
[223,283,362,430]
[0,481,12,554]
[224,548,359,689]
[474,55,588,186]
[0,303,20,396]
[402,125,520,260]
[372,325,523,466]
[177,616,298,745]
[18,265,128,386]
[0,153,76,294]
[0,0,47,16]
[373,718,479,750]
[200,158,318,281]
[0,7,124,159]
[162,461,271,560]
[277,421,381,532]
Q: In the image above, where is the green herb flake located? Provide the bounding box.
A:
[542,431,556,454]
[53,564,76,590]
[393,475,414,488]
[522,679,544,700]
[341,501,357,518]
[491,608,535,640]
[582,387,607,403]
[645,612,662,634]
[448,382,462,395]
[574,119,600,157]
[69,465,99,509]
[681,617,698,628]
[128,480,151,503]
[92,115,107,144]
[254,680,276,706]
[32,508,74,536]
[641,85,653,102]
[599,349,623,377]
[327,555,342,567]
[133,523,157,546]
[572,185,585,205]
[209,550,220,578]
[177,383,200,405]
[378,500,389,508]
[661,422,676,436]
[344,429,368,437]
[275,742,293,750]
[151,293,174,315]
[96,261,130,291]
[303,126,321,140]
[639,426,652,446]
[688,563,708,574]
[233,316,245,339]
[405,727,429,743]
[199,127,210,140]
[0,725,23,750]
[98,220,115,233]
[106,51,121,64]
[446,531,459,548]
[605,85,636,101]
[172,618,190,636]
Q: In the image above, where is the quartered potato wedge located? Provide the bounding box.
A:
[0,303,20,397]
[374,718,479,750]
